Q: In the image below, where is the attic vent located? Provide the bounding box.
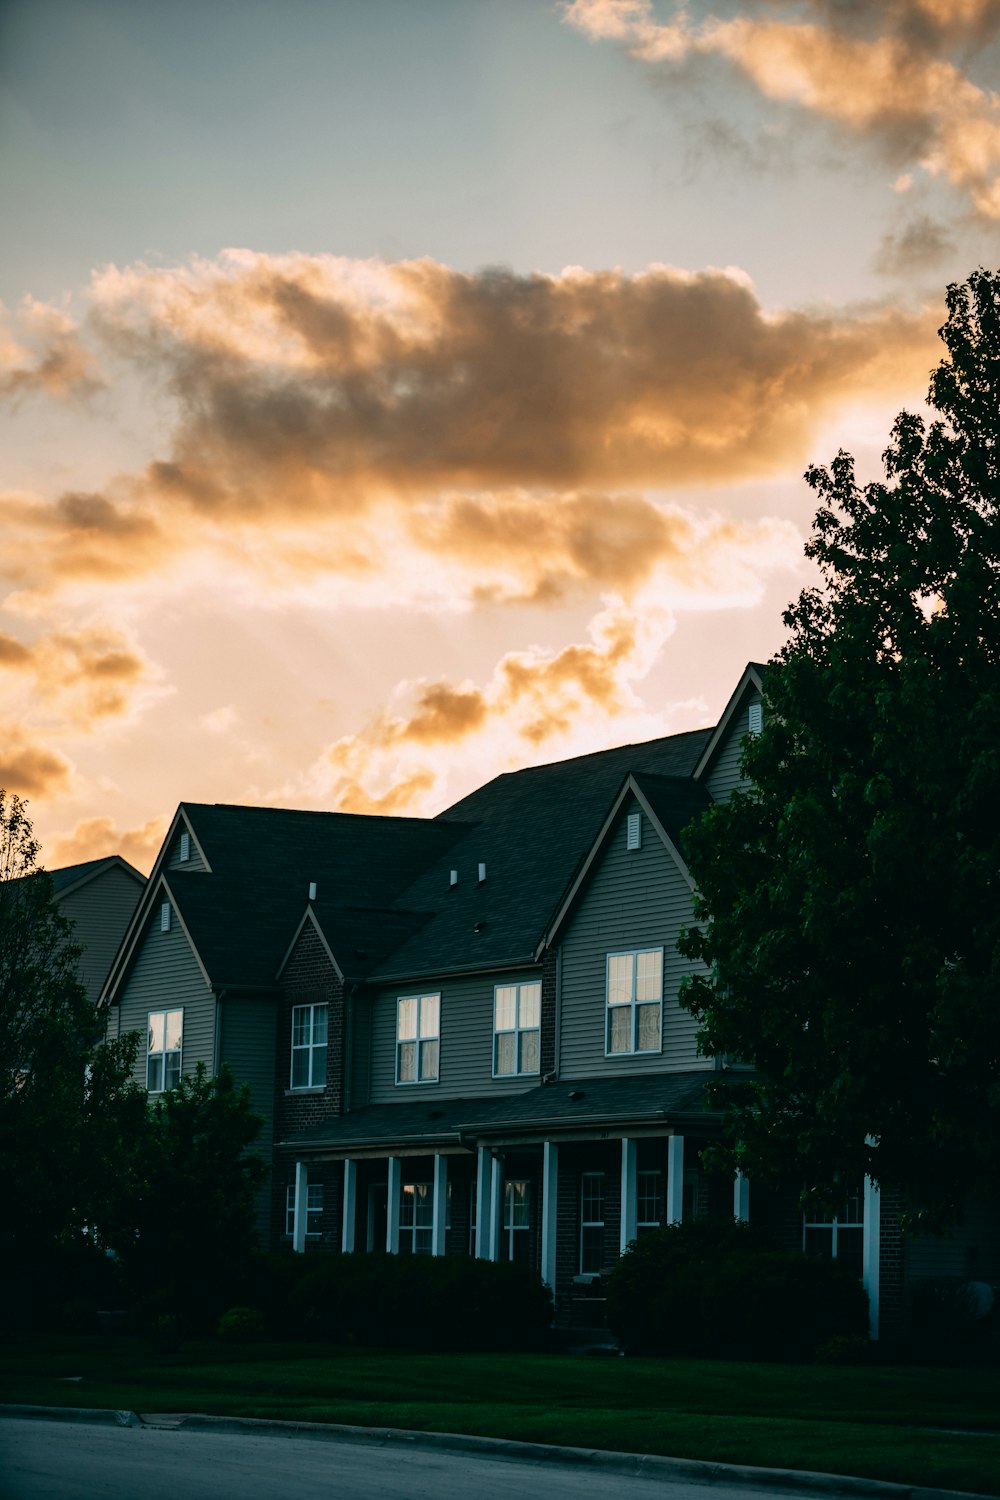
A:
[748,702,763,736]
[160,900,171,933]
[449,869,458,888]
[308,881,317,901]
[178,831,190,862]
[478,862,487,884]
[626,811,641,851]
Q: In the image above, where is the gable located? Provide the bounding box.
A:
[694,662,766,802]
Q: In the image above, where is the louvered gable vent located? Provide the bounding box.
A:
[179,830,190,862]
[626,811,641,850]
[748,702,763,736]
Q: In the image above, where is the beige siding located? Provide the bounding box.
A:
[116,906,214,1091]
[558,794,710,1079]
[368,967,544,1104]
[59,865,144,1005]
[705,689,762,803]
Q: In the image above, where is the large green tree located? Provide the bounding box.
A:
[680,268,1000,1229]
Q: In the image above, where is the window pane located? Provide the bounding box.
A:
[608,954,633,1004]
[420,1038,439,1080]
[638,1171,660,1224]
[313,1005,328,1046]
[147,1053,163,1092]
[312,1043,327,1087]
[636,950,662,1002]
[291,1008,309,1047]
[636,1003,661,1051]
[836,1227,864,1278]
[608,1006,631,1054]
[414,1228,432,1256]
[518,984,540,1028]
[519,1029,539,1074]
[291,1049,309,1088]
[581,1225,603,1274]
[508,1181,529,1227]
[307,1184,323,1212]
[496,1032,516,1075]
[398,1041,416,1082]
[419,994,439,1038]
[804,1226,833,1258]
[581,1173,604,1220]
[414,1183,433,1228]
[494,986,517,1031]
[164,1052,181,1090]
[397,998,417,1041]
[164,1010,183,1050]
[400,1185,415,1227]
[148,1013,165,1053]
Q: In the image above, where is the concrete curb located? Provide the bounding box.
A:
[2,1405,994,1500]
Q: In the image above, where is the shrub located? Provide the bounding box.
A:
[287,1253,553,1351]
[217,1305,266,1342]
[910,1278,999,1365]
[606,1218,868,1360]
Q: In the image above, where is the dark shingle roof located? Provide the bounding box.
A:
[49,855,143,895]
[369,728,713,981]
[631,772,712,847]
[283,1093,503,1151]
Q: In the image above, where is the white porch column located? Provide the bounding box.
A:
[733,1170,750,1223]
[432,1154,448,1257]
[666,1134,685,1224]
[386,1156,402,1254]
[292,1160,308,1254]
[620,1138,638,1253]
[341,1159,357,1253]
[488,1154,503,1262]
[863,1174,881,1341]
[475,1146,492,1259]
[541,1140,559,1293]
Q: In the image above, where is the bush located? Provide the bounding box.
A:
[217,1305,266,1342]
[287,1253,553,1351]
[606,1218,869,1361]
[910,1278,999,1365]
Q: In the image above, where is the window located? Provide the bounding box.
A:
[637,1169,661,1235]
[400,1180,451,1255]
[606,949,662,1055]
[147,1009,182,1092]
[626,811,641,850]
[290,1003,328,1088]
[396,993,440,1083]
[286,1180,323,1238]
[503,1179,531,1264]
[580,1172,605,1274]
[493,982,540,1077]
[803,1183,863,1278]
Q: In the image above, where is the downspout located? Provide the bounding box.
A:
[553,945,563,1078]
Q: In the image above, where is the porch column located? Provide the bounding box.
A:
[432,1154,448,1257]
[666,1134,685,1224]
[541,1140,558,1292]
[292,1160,308,1254]
[475,1146,492,1259]
[863,1174,881,1341]
[488,1154,503,1262]
[386,1156,401,1254]
[620,1138,638,1253]
[733,1170,750,1223]
[341,1159,357,1253]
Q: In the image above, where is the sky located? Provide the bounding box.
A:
[1,0,999,873]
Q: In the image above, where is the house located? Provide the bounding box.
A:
[98,664,997,1341]
[49,855,146,1007]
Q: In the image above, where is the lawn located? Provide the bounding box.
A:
[2,1335,998,1495]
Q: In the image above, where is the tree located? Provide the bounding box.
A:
[679,268,1000,1230]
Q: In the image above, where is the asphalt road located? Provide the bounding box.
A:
[0,1417,840,1500]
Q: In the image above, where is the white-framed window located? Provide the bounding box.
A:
[396,993,440,1084]
[493,981,540,1077]
[606,948,662,1055]
[290,1003,328,1089]
[400,1179,451,1255]
[803,1183,863,1278]
[286,1180,323,1238]
[503,1179,530,1264]
[147,1009,182,1092]
[637,1169,661,1235]
[580,1171,605,1275]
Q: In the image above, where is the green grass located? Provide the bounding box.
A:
[2,1335,998,1495]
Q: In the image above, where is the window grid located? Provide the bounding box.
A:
[396,993,440,1084]
[803,1184,864,1278]
[400,1180,452,1255]
[493,982,541,1077]
[285,1181,323,1238]
[606,948,663,1056]
[290,1003,328,1089]
[580,1171,605,1275]
[146,1009,182,1093]
[503,1179,530,1263]
[637,1169,661,1233]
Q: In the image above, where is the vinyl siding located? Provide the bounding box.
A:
[219,997,277,1152]
[905,1197,1000,1286]
[59,865,144,1005]
[351,993,372,1108]
[558,795,710,1078]
[705,690,762,803]
[116,907,215,1091]
[167,823,207,872]
[368,968,544,1104]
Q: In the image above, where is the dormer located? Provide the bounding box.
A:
[693,662,767,804]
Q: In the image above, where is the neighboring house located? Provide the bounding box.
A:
[50,856,146,1007]
[98,663,998,1340]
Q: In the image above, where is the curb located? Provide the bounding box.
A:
[2,1405,995,1500]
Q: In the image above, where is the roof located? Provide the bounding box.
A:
[48,855,145,897]
[282,1093,501,1152]
[368,727,713,982]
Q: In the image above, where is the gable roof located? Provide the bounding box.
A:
[48,855,145,899]
[693,661,767,783]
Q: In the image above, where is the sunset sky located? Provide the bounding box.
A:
[2,0,999,873]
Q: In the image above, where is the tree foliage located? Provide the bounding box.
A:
[679,268,1000,1229]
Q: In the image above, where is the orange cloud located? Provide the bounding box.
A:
[0,299,103,402]
[564,0,1000,216]
[47,813,168,874]
[0,726,73,798]
[0,623,158,728]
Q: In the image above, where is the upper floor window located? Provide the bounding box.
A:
[803,1183,863,1278]
[147,1009,182,1092]
[606,948,662,1055]
[290,1003,328,1089]
[396,993,440,1084]
[493,981,540,1077]
[285,1180,323,1238]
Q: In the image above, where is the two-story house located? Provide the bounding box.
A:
[99,663,999,1341]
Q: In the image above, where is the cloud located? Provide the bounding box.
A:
[47,813,168,874]
[0,726,73,798]
[0,299,103,402]
[875,214,957,276]
[310,599,680,814]
[0,622,160,728]
[564,0,1000,216]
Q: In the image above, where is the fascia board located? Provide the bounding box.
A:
[692,663,766,782]
[100,805,191,1003]
[53,855,146,903]
[276,905,344,983]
